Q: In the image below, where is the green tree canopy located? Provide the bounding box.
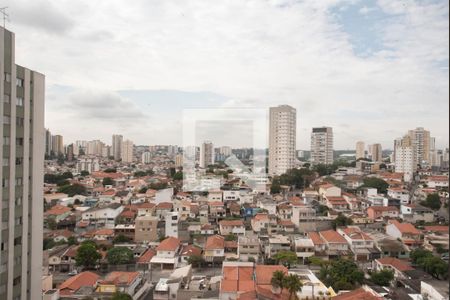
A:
[272,168,316,190]
[57,183,87,197]
[80,170,90,176]
[361,177,389,194]
[187,255,205,268]
[319,259,364,292]
[107,247,134,265]
[421,193,441,211]
[75,241,101,268]
[370,269,394,286]
[104,168,117,173]
[273,251,298,268]
[172,171,183,181]
[113,234,132,244]
[283,273,303,300]
[271,270,286,294]
[332,214,353,230]
[410,248,448,279]
[102,177,114,186]
[111,292,132,300]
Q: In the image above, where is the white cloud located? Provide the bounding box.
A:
[3,0,448,149]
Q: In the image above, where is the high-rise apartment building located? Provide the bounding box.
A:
[268,105,297,175]
[394,136,416,182]
[200,141,214,168]
[51,135,63,155]
[121,140,134,163]
[112,134,123,161]
[0,27,45,300]
[310,127,333,165]
[45,129,52,157]
[355,141,365,160]
[370,143,383,163]
[220,146,232,158]
[141,151,152,164]
[408,127,432,166]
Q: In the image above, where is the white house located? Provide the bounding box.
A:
[155,188,174,204]
[388,188,410,204]
[165,211,179,238]
[81,203,124,228]
[150,237,181,269]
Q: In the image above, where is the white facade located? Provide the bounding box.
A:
[394,136,416,182]
[370,143,383,163]
[311,127,333,165]
[408,127,432,166]
[268,105,297,175]
[76,158,100,174]
[199,141,214,168]
[141,151,152,164]
[112,134,123,161]
[165,212,179,238]
[355,141,365,160]
[121,139,134,163]
[0,26,45,299]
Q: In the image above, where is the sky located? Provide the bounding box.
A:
[3,0,449,150]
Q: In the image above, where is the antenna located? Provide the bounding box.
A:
[0,7,9,28]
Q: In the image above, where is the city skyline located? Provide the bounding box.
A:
[2,0,448,149]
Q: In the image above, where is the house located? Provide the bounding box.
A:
[180,245,202,264]
[58,271,100,296]
[96,271,142,296]
[277,219,295,233]
[204,235,225,263]
[294,237,315,263]
[81,203,124,228]
[374,257,414,279]
[367,206,399,220]
[319,229,350,259]
[426,176,449,189]
[150,237,182,269]
[209,201,226,218]
[137,248,156,269]
[333,287,383,300]
[135,215,159,243]
[277,203,292,219]
[318,183,341,201]
[400,204,434,223]
[114,224,135,241]
[46,229,73,243]
[219,220,245,236]
[265,235,291,259]
[219,262,255,300]
[155,202,173,219]
[337,227,375,261]
[165,211,179,238]
[208,190,223,202]
[388,188,410,204]
[386,220,423,247]
[45,205,72,223]
[136,202,156,217]
[92,228,115,241]
[325,196,349,211]
[251,214,269,233]
[238,236,260,262]
[374,236,410,259]
[308,232,327,258]
[254,265,290,300]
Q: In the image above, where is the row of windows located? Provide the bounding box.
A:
[1,178,23,188]
[3,72,25,88]
[2,137,24,145]
[2,95,24,106]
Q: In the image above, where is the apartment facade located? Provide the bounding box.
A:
[199,141,214,168]
[311,127,333,165]
[394,135,416,182]
[370,143,382,163]
[408,127,431,166]
[0,27,45,300]
[268,105,297,175]
[355,141,365,160]
[112,134,123,161]
[121,139,134,163]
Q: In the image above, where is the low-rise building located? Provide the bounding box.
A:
[238,236,260,262]
[386,220,423,248]
[150,237,182,269]
[204,235,225,263]
[219,220,245,236]
[135,215,158,243]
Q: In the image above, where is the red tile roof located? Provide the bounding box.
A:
[156,202,173,210]
[220,220,244,226]
[221,266,255,293]
[376,257,414,272]
[389,220,421,235]
[320,230,347,244]
[333,288,382,300]
[423,226,449,233]
[156,237,181,251]
[308,232,325,245]
[101,271,140,285]
[59,271,100,295]
[137,249,156,264]
[205,235,225,250]
[255,265,288,285]
[180,245,202,257]
[368,206,399,212]
[341,227,373,241]
[45,205,72,216]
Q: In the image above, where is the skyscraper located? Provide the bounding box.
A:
[0,26,45,300]
[311,127,333,165]
[268,105,297,175]
[112,134,123,161]
[408,127,432,166]
[394,135,416,182]
[370,143,383,163]
[51,134,64,155]
[45,129,52,157]
[121,140,134,163]
[355,141,365,160]
[200,141,214,168]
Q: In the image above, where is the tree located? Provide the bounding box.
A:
[410,248,448,279]
[113,234,132,244]
[102,177,114,186]
[133,171,147,178]
[149,182,168,190]
[43,238,56,250]
[319,259,364,292]
[272,168,316,190]
[273,251,298,268]
[80,170,90,176]
[111,292,132,300]
[370,269,394,286]
[68,236,78,246]
[313,164,337,177]
[270,183,281,194]
[107,247,134,265]
[47,217,57,230]
[75,241,101,269]
[225,234,238,241]
[173,171,183,181]
[187,255,205,268]
[58,184,87,197]
[283,273,303,300]
[332,214,353,230]
[104,168,117,173]
[62,171,73,179]
[421,193,441,211]
[361,177,389,194]
[271,270,285,295]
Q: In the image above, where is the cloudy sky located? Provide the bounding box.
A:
[4,0,449,149]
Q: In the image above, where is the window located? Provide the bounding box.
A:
[16,117,24,127]
[15,158,23,166]
[1,178,8,188]
[13,237,21,246]
[16,138,23,146]
[4,73,11,83]
[16,97,23,106]
[3,94,10,103]
[2,158,8,167]
[2,137,9,145]
[15,178,22,186]
[2,116,10,125]
[16,78,24,87]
